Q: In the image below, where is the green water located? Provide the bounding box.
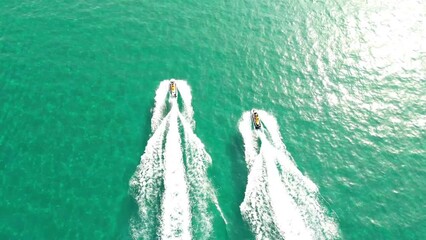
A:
[1,0,425,239]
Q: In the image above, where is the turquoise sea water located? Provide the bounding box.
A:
[1,0,425,239]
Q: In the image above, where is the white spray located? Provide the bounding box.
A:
[160,100,192,239]
[239,110,339,240]
[130,80,227,239]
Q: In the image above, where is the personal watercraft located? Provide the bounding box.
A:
[251,109,261,129]
[169,80,177,98]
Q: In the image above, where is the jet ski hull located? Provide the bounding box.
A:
[251,110,261,129]
[169,80,177,98]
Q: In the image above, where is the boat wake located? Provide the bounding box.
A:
[239,110,339,240]
[129,80,225,239]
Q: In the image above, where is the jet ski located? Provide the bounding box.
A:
[169,80,177,98]
[251,109,261,129]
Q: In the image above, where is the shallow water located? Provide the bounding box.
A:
[1,0,425,239]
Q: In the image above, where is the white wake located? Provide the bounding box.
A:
[130,79,226,239]
[159,100,192,239]
[239,110,339,240]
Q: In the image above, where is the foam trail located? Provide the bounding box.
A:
[177,81,227,232]
[131,80,225,239]
[175,80,194,127]
[272,122,337,239]
[160,101,192,239]
[239,110,339,240]
[129,80,173,239]
[240,115,282,239]
[261,119,338,239]
[261,135,313,239]
[179,113,227,236]
[129,112,170,239]
[240,153,281,239]
[151,81,171,131]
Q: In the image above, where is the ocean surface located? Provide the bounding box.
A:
[1,0,425,239]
